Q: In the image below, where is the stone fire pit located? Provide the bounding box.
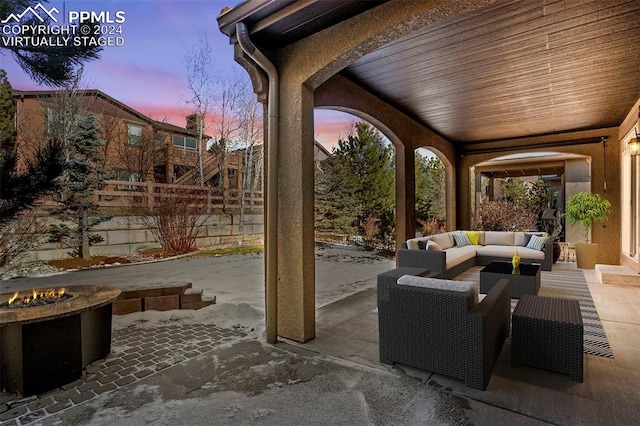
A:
[0,285,121,395]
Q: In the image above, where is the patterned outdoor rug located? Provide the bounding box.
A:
[454,267,614,358]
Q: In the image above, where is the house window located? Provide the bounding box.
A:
[172,135,197,150]
[127,123,143,146]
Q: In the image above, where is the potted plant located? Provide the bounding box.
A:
[564,191,612,268]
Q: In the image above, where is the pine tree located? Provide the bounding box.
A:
[0,70,15,156]
[50,113,111,258]
[315,121,395,241]
[415,154,445,221]
[0,69,64,225]
[0,140,65,226]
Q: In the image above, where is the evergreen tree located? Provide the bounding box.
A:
[0,1,101,87]
[50,113,111,258]
[501,177,530,207]
[315,121,394,240]
[0,69,64,225]
[0,140,64,226]
[315,154,359,234]
[415,154,445,221]
[0,70,15,156]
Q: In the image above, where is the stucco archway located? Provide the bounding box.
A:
[223,0,534,343]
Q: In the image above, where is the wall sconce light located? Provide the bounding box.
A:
[629,129,640,157]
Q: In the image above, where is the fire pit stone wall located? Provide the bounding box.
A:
[0,285,121,396]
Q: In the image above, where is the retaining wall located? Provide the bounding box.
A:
[21,213,264,261]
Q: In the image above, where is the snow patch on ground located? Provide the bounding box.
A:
[112,302,266,339]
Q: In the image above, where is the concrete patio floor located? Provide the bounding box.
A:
[1,253,639,425]
[296,262,640,425]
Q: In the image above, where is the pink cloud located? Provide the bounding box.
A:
[314,111,358,150]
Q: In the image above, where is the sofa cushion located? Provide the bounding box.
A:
[407,236,430,250]
[445,246,477,269]
[477,231,486,245]
[431,233,454,250]
[397,275,478,305]
[476,245,545,260]
[466,231,481,245]
[484,231,515,246]
[514,232,533,247]
[426,240,442,251]
[526,234,549,251]
[453,232,472,247]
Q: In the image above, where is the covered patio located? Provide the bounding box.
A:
[218,0,640,344]
[297,261,640,424]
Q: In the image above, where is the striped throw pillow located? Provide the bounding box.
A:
[453,232,472,247]
[526,234,548,251]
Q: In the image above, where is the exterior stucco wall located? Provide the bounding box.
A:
[231,0,530,343]
[315,74,457,239]
[618,97,640,271]
[457,128,621,265]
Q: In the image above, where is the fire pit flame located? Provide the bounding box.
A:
[3,288,68,309]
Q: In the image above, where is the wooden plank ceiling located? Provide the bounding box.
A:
[343,0,640,145]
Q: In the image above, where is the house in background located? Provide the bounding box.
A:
[11,89,242,188]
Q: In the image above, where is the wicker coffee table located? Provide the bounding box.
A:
[480,261,540,298]
[511,295,583,382]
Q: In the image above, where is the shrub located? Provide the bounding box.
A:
[472,199,537,231]
[133,186,209,255]
[418,217,446,236]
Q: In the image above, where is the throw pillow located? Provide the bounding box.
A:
[526,234,548,251]
[417,240,427,250]
[453,232,472,247]
[426,240,442,251]
[465,231,480,245]
[514,232,532,246]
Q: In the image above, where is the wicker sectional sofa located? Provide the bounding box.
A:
[398,231,553,279]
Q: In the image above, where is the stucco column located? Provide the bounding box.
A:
[396,144,416,247]
[276,78,316,343]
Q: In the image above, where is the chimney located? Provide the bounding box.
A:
[186,113,203,131]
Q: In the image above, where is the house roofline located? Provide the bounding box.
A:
[12,89,208,138]
[314,140,331,157]
[217,0,295,39]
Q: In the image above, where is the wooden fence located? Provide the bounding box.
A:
[94,180,263,213]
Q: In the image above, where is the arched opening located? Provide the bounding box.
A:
[313,109,398,306]
[472,151,593,263]
[414,147,446,237]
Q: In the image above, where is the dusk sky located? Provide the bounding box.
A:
[0,0,356,150]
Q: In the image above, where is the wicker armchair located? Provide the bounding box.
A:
[378,277,512,390]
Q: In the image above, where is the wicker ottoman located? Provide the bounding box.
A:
[511,295,583,382]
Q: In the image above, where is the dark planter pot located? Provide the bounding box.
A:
[553,241,561,264]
